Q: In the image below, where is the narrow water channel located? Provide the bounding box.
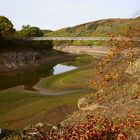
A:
[0,62,77,91]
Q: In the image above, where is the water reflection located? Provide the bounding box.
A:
[53,64,76,75]
[0,63,77,91]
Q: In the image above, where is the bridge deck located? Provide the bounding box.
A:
[21,37,140,41]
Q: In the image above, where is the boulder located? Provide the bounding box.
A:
[125,58,140,74]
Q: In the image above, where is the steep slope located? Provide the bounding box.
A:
[47,17,140,37]
[5,37,140,140]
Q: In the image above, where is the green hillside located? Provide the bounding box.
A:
[47,17,140,37]
[41,29,53,35]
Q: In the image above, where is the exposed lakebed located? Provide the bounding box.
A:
[0,54,96,129]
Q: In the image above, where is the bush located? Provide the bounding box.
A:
[0,16,15,38]
[19,25,44,37]
[53,40,104,46]
[0,39,53,50]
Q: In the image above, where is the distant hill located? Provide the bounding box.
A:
[47,17,140,37]
[41,29,53,35]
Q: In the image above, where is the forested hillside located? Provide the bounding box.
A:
[47,17,140,37]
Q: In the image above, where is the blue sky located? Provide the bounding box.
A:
[0,0,140,30]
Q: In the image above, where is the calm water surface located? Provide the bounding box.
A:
[0,63,77,91]
[53,64,76,75]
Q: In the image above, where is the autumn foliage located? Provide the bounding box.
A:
[5,29,140,140]
[89,30,139,89]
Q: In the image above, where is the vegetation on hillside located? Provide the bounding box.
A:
[18,25,44,37]
[59,30,140,138]
[8,115,139,139]
[0,16,53,49]
[1,15,140,139]
[62,55,96,66]
[47,17,140,37]
[52,40,104,46]
[0,88,89,129]
[41,29,53,36]
[0,38,53,49]
[5,29,140,139]
[37,64,96,91]
[0,16,44,39]
[0,16,15,39]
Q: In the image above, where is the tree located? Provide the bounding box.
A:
[19,25,44,37]
[0,16,15,38]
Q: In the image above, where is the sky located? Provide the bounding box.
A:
[0,0,140,30]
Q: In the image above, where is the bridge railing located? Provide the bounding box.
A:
[22,37,109,41]
[20,37,140,41]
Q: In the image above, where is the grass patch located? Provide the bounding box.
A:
[62,54,96,66]
[0,89,92,129]
[0,58,98,129]
[0,90,43,115]
[52,40,104,46]
[47,17,140,37]
[37,64,96,91]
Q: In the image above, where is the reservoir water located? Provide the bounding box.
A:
[53,64,76,75]
[0,63,77,91]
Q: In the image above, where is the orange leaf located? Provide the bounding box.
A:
[127,113,136,118]
[117,133,127,140]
